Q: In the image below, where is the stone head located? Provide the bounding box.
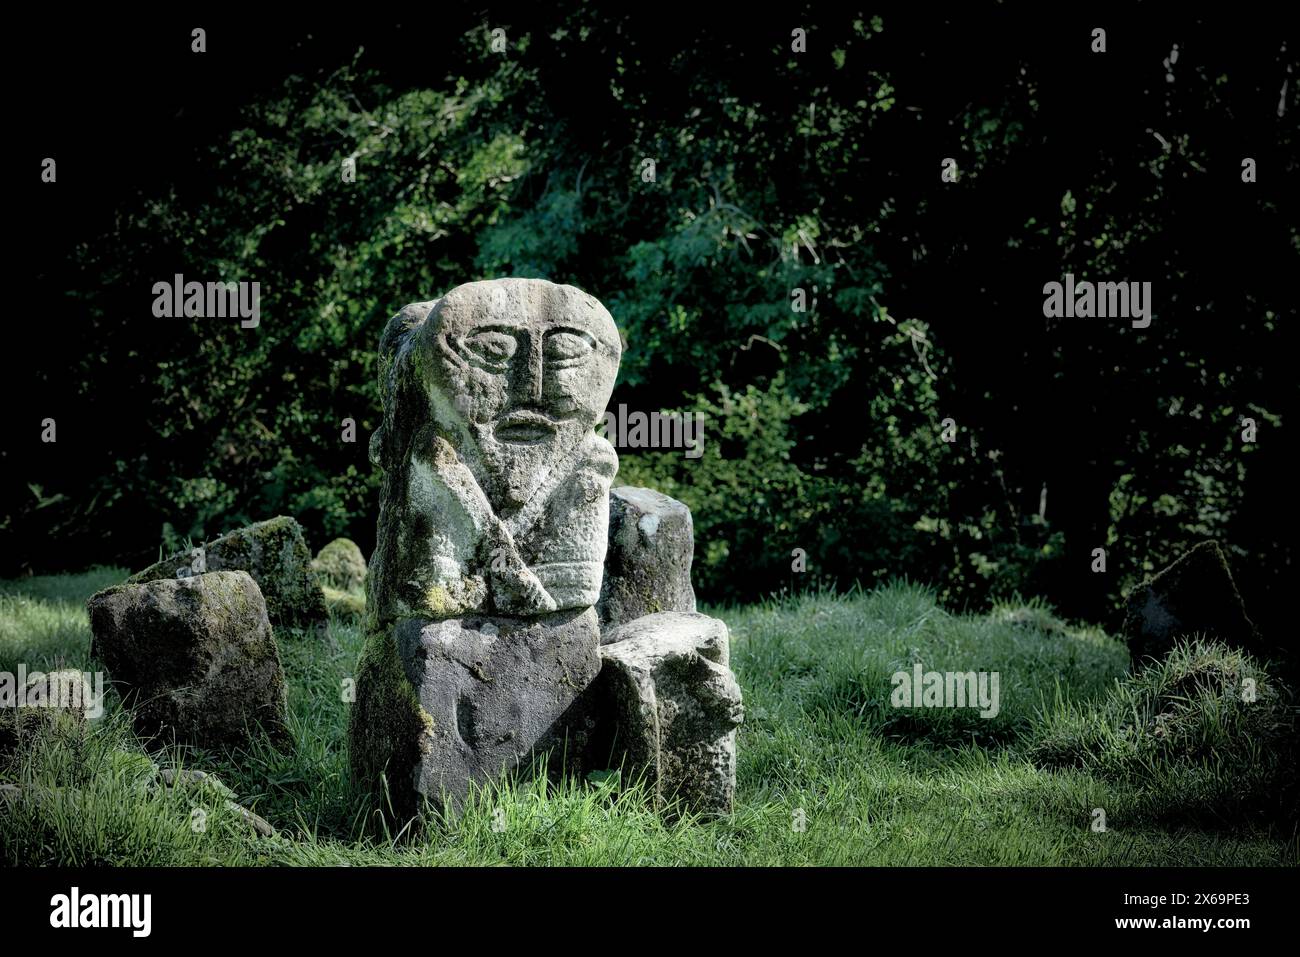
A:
[415,279,621,511]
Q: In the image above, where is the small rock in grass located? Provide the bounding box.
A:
[87,571,289,751]
[312,538,368,592]
[0,669,95,762]
[130,516,327,631]
[1122,541,1259,664]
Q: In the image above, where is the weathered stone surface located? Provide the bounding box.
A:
[598,486,697,630]
[129,516,327,631]
[352,279,622,816]
[364,279,621,622]
[1122,541,1260,664]
[552,612,742,816]
[312,537,367,592]
[353,608,602,816]
[87,571,288,750]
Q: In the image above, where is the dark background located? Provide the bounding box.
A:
[7,6,1296,645]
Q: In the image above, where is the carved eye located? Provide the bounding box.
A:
[462,330,518,369]
[544,330,595,367]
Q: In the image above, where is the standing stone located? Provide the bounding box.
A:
[1122,541,1260,664]
[129,516,327,631]
[598,486,697,630]
[87,571,288,750]
[592,612,742,816]
[351,279,621,817]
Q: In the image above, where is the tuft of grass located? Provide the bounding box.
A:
[1029,638,1298,824]
[1,712,260,866]
[0,567,127,673]
[199,618,371,838]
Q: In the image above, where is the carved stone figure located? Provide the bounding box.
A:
[366,279,620,622]
[351,279,740,819]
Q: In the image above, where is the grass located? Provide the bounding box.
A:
[1,569,1296,866]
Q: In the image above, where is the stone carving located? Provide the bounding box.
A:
[351,279,740,819]
[352,280,618,815]
[366,279,620,622]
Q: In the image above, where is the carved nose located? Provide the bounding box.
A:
[518,340,544,403]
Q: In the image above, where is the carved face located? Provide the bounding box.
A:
[419,279,620,511]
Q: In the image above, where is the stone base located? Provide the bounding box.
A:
[543,612,743,817]
[350,607,601,818]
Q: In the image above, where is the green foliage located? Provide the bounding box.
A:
[9,12,1294,634]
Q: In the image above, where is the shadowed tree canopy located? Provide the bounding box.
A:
[9,7,1296,643]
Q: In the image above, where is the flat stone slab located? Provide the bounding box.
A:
[87,571,288,750]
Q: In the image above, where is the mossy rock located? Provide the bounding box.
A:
[87,571,290,751]
[348,622,428,823]
[130,516,328,632]
[1121,541,1259,665]
[0,670,92,766]
[312,538,367,592]
[323,585,366,622]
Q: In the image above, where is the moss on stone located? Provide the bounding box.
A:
[424,584,452,617]
[312,538,368,592]
[349,623,427,820]
[87,571,289,751]
[128,516,327,630]
[418,706,436,735]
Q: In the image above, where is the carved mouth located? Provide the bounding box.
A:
[494,410,561,444]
